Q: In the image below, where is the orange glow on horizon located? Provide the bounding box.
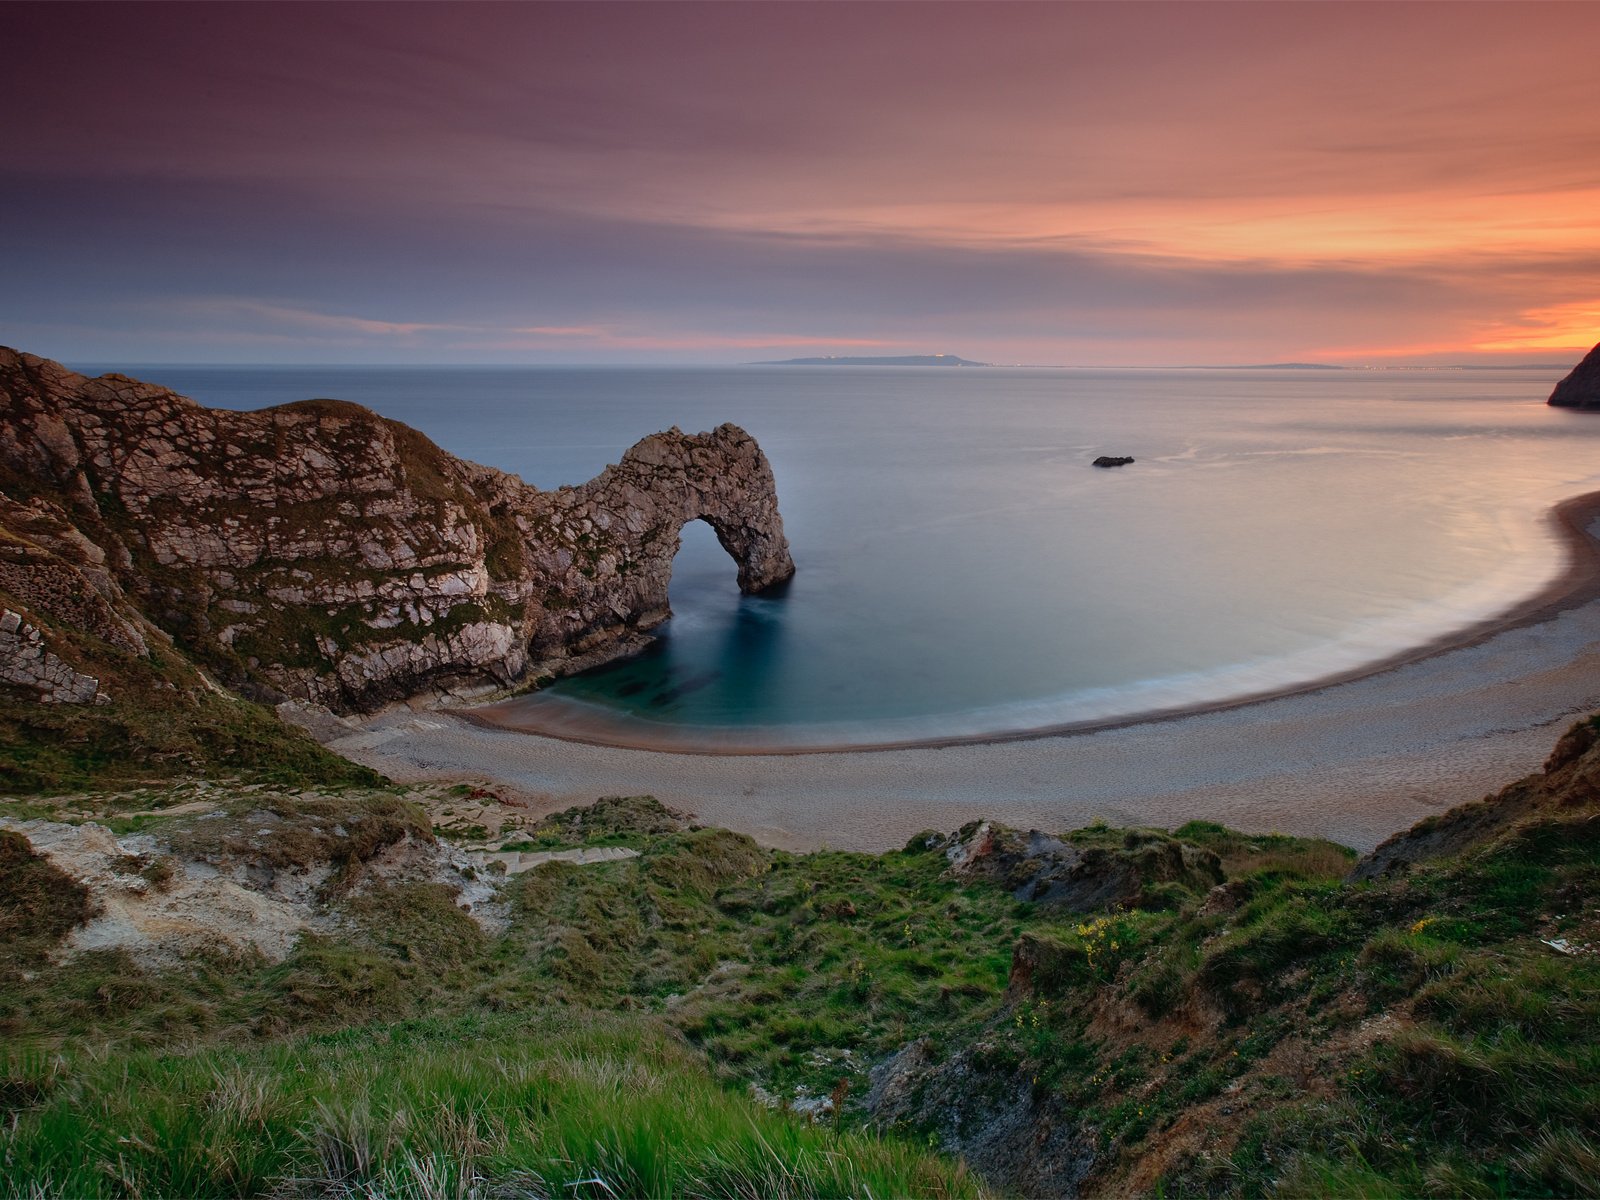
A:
[626,187,1600,271]
[1471,301,1600,353]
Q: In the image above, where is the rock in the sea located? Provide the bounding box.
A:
[0,347,795,712]
[1091,455,1135,468]
[1548,342,1600,409]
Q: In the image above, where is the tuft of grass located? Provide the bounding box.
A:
[0,691,382,795]
[1173,820,1357,881]
[528,794,688,849]
[0,830,92,961]
[1356,927,1462,1004]
[0,1013,982,1199]
[1196,885,1349,1018]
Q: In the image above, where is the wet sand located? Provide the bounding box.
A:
[329,493,1600,854]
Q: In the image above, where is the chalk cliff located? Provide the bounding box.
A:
[1548,341,1600,409]
[0,348,794,711]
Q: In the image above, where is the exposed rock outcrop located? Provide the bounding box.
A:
[0,609,107,704]
[923,820,1222,912]
[1092,455,1135,468]
[867,1036,1097,1197]
[1548,342,1600,409]
[0,785,503,966]
[1351,714,1600,880]
[0,348,794,712]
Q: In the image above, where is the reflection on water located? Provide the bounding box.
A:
[551,520,793,722]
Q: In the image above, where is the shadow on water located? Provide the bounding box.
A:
[545,521,793,723]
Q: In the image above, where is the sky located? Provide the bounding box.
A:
[4,0,1599,367]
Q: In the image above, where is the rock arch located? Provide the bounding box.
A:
[0,348,795,711]
[513,422,796,672]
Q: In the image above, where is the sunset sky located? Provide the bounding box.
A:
[5,1,1599,366]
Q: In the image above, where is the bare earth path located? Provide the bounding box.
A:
[329,594,1600,853]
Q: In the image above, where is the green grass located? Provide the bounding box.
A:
[0,689,381,794]
[0,1013,981,1199]
[1172,819,1357,880]
[4,777,1600,1197]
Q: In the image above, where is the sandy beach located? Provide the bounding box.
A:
[328,494,1600,855]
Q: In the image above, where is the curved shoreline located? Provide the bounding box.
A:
[463,489,1600,757]
[326,486,1600,855]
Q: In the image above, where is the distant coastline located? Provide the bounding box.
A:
[752,354,988,367]
[1188,362,1345,370]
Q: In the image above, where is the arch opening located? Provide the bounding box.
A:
[667,517,744,618]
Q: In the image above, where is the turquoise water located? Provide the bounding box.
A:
[90,363,1600,746]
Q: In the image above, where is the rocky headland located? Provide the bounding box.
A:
[1547,340,1600,409]
[0,348,793,714]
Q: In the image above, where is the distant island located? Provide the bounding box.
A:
[754,354,989,367]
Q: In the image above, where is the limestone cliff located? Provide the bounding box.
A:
[0,348,794,712]
[1548,341,1600,409]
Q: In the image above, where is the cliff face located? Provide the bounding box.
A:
[0,348,794,712]
[1548,341,1600,409]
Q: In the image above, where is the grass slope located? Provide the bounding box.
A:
[4,730,1600,1195]
[0,690,382,795]
[2,1013,977,1199]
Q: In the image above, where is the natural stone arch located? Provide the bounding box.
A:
[524,424,795,660]
[0,348,796,710]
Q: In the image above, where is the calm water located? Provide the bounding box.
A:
[87,363,1600,747]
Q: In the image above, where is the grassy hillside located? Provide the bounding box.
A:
[0,689,382,795]
[2,1013,977,1199]
[4,723,1600,1196]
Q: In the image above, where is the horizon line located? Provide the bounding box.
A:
[60,358,1581,372]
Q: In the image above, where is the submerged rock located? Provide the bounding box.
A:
[0,348,795,712]
[1548,342,1600,409]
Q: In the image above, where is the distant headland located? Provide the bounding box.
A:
[1548,341,1600,410]
[753,354,989,367]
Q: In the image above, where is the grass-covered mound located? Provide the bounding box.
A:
[928,810,1600,1196]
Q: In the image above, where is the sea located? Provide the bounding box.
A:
[81,363,1600,749]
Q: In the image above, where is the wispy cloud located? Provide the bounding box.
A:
[1472,300,1600,353]
[7,3,1600,364]
[517,325,608,337]
[136,300,897,357]
[202,300,464,338]
[508,326,892,351]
